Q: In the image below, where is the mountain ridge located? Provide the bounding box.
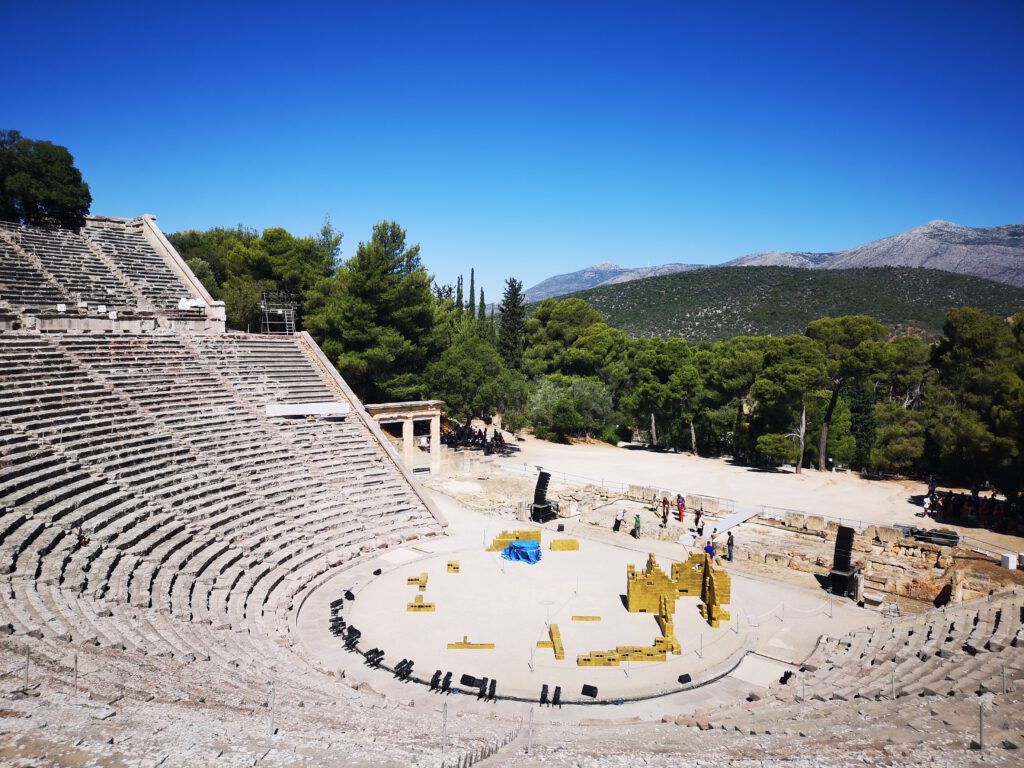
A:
[524,220,1024,300]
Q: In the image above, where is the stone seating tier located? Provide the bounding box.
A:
[0,329,455,761]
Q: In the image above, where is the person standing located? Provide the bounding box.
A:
[633,512,641,539]
[613,509,625,533]
[661,497,669,528]
[727,530,734,561]
[676,494,685,524]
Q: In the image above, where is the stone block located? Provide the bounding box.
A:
[766,552,791,567]
[785,512,805,529]
[876,526,900,544]
[788,557,813,573]
[804,515,824,532]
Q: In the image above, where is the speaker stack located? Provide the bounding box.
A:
[829,525,859,598]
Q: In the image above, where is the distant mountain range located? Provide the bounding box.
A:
[524,220,1024,301]
[524,262,703,303]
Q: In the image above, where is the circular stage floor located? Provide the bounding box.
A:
[339,536,748,701]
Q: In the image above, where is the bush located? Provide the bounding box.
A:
[533,424,560,442]
[600,424,632,445]
[756,433,799,466]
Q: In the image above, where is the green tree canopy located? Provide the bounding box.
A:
[425,326,521,421]
[523,297,604,377]
[926,307,1022,496]
[304,221,434,403]
[750,335,827,471]
[0,130,91,229]
[805,315,886,470]
[498,277,527,371]
[170,220,341,330]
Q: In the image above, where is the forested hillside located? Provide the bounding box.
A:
[572,266,1024,340]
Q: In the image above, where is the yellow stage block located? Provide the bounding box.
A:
[571,615,601,622]
[577,652,620,667]
[406,573,428,591]
[487,529,541,551]
[447,635,495,650]
[537,623,565,660]
[550,539,579,551]
[447,560,460,573]
[577,639,670,666]
[406,594,435,612]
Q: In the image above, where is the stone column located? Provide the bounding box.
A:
[430,414,441,476]
[402,418,414,469]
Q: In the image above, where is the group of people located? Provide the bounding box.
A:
[611,500,735,561]
[441,423,507,455]
[921,478,1021,532]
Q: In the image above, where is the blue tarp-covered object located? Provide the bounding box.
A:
[501,540,541,564]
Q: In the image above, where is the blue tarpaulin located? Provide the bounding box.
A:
[501,540,541,564]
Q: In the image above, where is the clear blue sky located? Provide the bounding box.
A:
[5,1,1022,295]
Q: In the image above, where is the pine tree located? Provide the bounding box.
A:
[498,277,527,371]
[304,220,434,402]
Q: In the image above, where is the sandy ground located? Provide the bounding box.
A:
[495,434,1024,553]
[296,492,880,719]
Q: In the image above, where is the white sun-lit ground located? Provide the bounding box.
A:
[295,434,1021,713]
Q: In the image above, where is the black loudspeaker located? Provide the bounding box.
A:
[460,674,477,688]
[829,567,859,598]
[557,523,565,532]
[540,684,549,705]
[441,672,452,691]
[372,568,382,576]
[833,526,855,572]
[581,684,598,698]
[477,677,489,699]
[677,673,691,685]
[488,679,497,700]
[344,589,356,601]
[430,670,441,690]
[552,686,561,706]
[534,472,551,506]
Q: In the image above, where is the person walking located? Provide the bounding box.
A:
[727,530,734,561]
[632,512,641,539]
[661,497,669,528]
[676,494,685,524]
[613,509,625,533]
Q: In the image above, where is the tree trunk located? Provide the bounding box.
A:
[796,400,806,474]
[818,384,841,471]
[689,419,698,455]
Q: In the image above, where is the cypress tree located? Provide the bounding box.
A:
[467,268,476,317]
[498,277,527,371]
[478,288,486,321]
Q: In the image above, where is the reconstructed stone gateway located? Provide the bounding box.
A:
[0,216,1022,766]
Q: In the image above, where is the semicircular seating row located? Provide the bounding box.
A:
[0,331,514,763]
